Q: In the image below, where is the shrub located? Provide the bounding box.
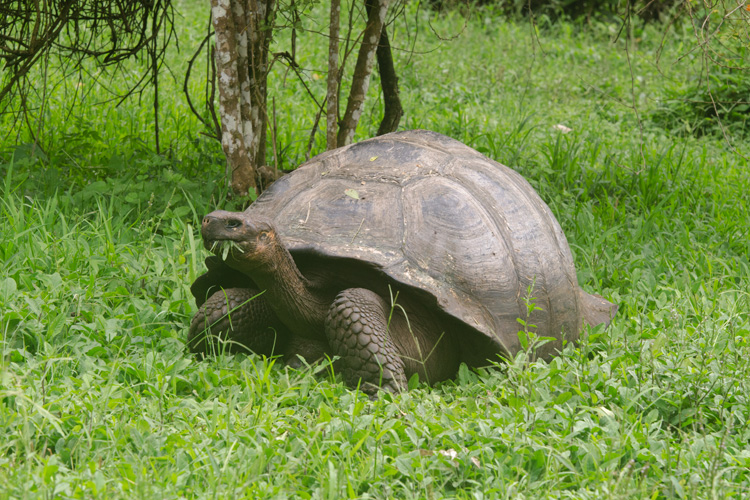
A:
[427,0,687,22]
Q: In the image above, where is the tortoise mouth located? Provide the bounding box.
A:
[206,238,249,261]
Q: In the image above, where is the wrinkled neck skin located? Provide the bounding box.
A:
[242,244,331,340]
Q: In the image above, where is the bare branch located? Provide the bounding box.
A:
[184,32,220,140]
[0,0,176,152]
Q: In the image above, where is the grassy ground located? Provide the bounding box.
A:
[1,1,749,498]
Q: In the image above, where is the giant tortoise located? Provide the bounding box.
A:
[188,130,616,394]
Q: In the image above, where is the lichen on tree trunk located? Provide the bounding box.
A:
[211,0,275,197]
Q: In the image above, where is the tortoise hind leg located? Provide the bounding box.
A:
[188,288,290,356]
[580,290,618,329]
[324,288,407,395]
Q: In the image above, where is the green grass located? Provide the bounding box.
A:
[2,0,750,498]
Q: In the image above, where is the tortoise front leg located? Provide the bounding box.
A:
[324,288,406,395]
[188,288,289,356]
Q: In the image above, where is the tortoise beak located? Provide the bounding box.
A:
[201,210,248,246]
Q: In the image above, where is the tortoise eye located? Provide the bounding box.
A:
[225,219,242,229]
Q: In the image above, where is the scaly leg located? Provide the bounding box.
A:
[325,288,406,395]
[188,288,289,356]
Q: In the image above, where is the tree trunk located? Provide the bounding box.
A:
[326,0,341,150]
[211,0,275,197]
[374,21,403,136]
[336,0,390,147]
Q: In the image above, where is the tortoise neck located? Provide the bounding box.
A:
[250,244,330,339]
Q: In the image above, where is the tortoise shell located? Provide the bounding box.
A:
[244,129,614,359]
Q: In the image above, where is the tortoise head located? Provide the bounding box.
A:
[200,210,280,273]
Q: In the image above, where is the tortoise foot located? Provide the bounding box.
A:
[325,288,406,395]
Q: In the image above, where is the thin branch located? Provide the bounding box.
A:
[326,0,341,149]
[184,31,218,138]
